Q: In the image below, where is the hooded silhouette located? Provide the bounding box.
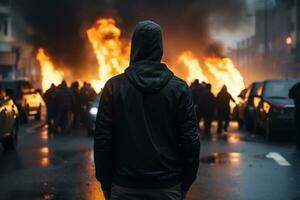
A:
[94,21,200,199]
[216,85,235,133]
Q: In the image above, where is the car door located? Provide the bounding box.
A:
[23,82,40,111]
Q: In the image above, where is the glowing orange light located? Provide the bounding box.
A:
[204,57,245,102]
[40,157,50,167]
[40,147,49,155]
[178,51,209,84]
[285,36,293,46]
[40,130,48,141]
[227,134,241,144]
[36,48,64,92]
[87,18,130,92]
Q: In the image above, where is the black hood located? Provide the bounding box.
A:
[130,20,163,64]
[125,21,173,93]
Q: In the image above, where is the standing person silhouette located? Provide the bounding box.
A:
[216,85,235,134]
[94,21,200,200]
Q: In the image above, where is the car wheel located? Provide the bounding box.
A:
[35,106,41,121]
[2,123,18,151]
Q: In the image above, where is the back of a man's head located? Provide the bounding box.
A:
[130,20,163,64]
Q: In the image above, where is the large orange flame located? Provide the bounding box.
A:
[178,51,209,84]
[178,51,245,100]
[205,57,245,100]
[87,18,130,91]
[36,18,245,100]
[36,48,64,92]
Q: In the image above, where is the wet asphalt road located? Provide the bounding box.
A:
[0,120,300,200]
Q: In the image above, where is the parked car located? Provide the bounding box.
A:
[254,79,299,140]
[0,80,45,123]
[236,82,262,130]
[87,93,101,135]
[0,88,19,150]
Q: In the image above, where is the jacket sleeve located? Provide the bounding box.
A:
[94,80,115,191]
[177,83,200,192]
[289,83,300,99]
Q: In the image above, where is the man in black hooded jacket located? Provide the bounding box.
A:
[94,20,200,200]
[289,82,300,151]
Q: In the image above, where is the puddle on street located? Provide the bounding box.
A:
[201,152,241,165]
[203,133,242,144]
[223,133,241,144]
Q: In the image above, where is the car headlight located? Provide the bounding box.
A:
[89,107,98,115]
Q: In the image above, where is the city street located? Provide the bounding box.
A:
[1,1,300,200]
[0,120,299,200]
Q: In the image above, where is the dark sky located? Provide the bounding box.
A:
[12,0,251,77]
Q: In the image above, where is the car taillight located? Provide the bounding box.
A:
[273,105,284,113]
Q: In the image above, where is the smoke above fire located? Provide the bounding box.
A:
[13,0,251,76]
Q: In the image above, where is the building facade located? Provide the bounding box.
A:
[231,0,300,84]
[0,0,16,79]
[0,0,40,87]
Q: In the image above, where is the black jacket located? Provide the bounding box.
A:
[289,82,300,119]
[94,20,200,192]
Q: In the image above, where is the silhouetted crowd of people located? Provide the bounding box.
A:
[43,81,97,133]
[190,79,235,137]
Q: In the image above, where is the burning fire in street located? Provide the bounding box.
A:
[87,18,130,91]
[36,48,64,92]
[178,51,209,84]
[177,51,245,99]
[36,18,245,99]
[205,57,245,100]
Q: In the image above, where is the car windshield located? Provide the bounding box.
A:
[264,80,300,99]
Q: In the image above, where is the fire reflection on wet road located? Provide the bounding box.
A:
[0,121,299,200]
[0,122,105,200]
[201,152,241,165]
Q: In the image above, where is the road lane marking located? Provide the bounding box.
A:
[266,152,291,166]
